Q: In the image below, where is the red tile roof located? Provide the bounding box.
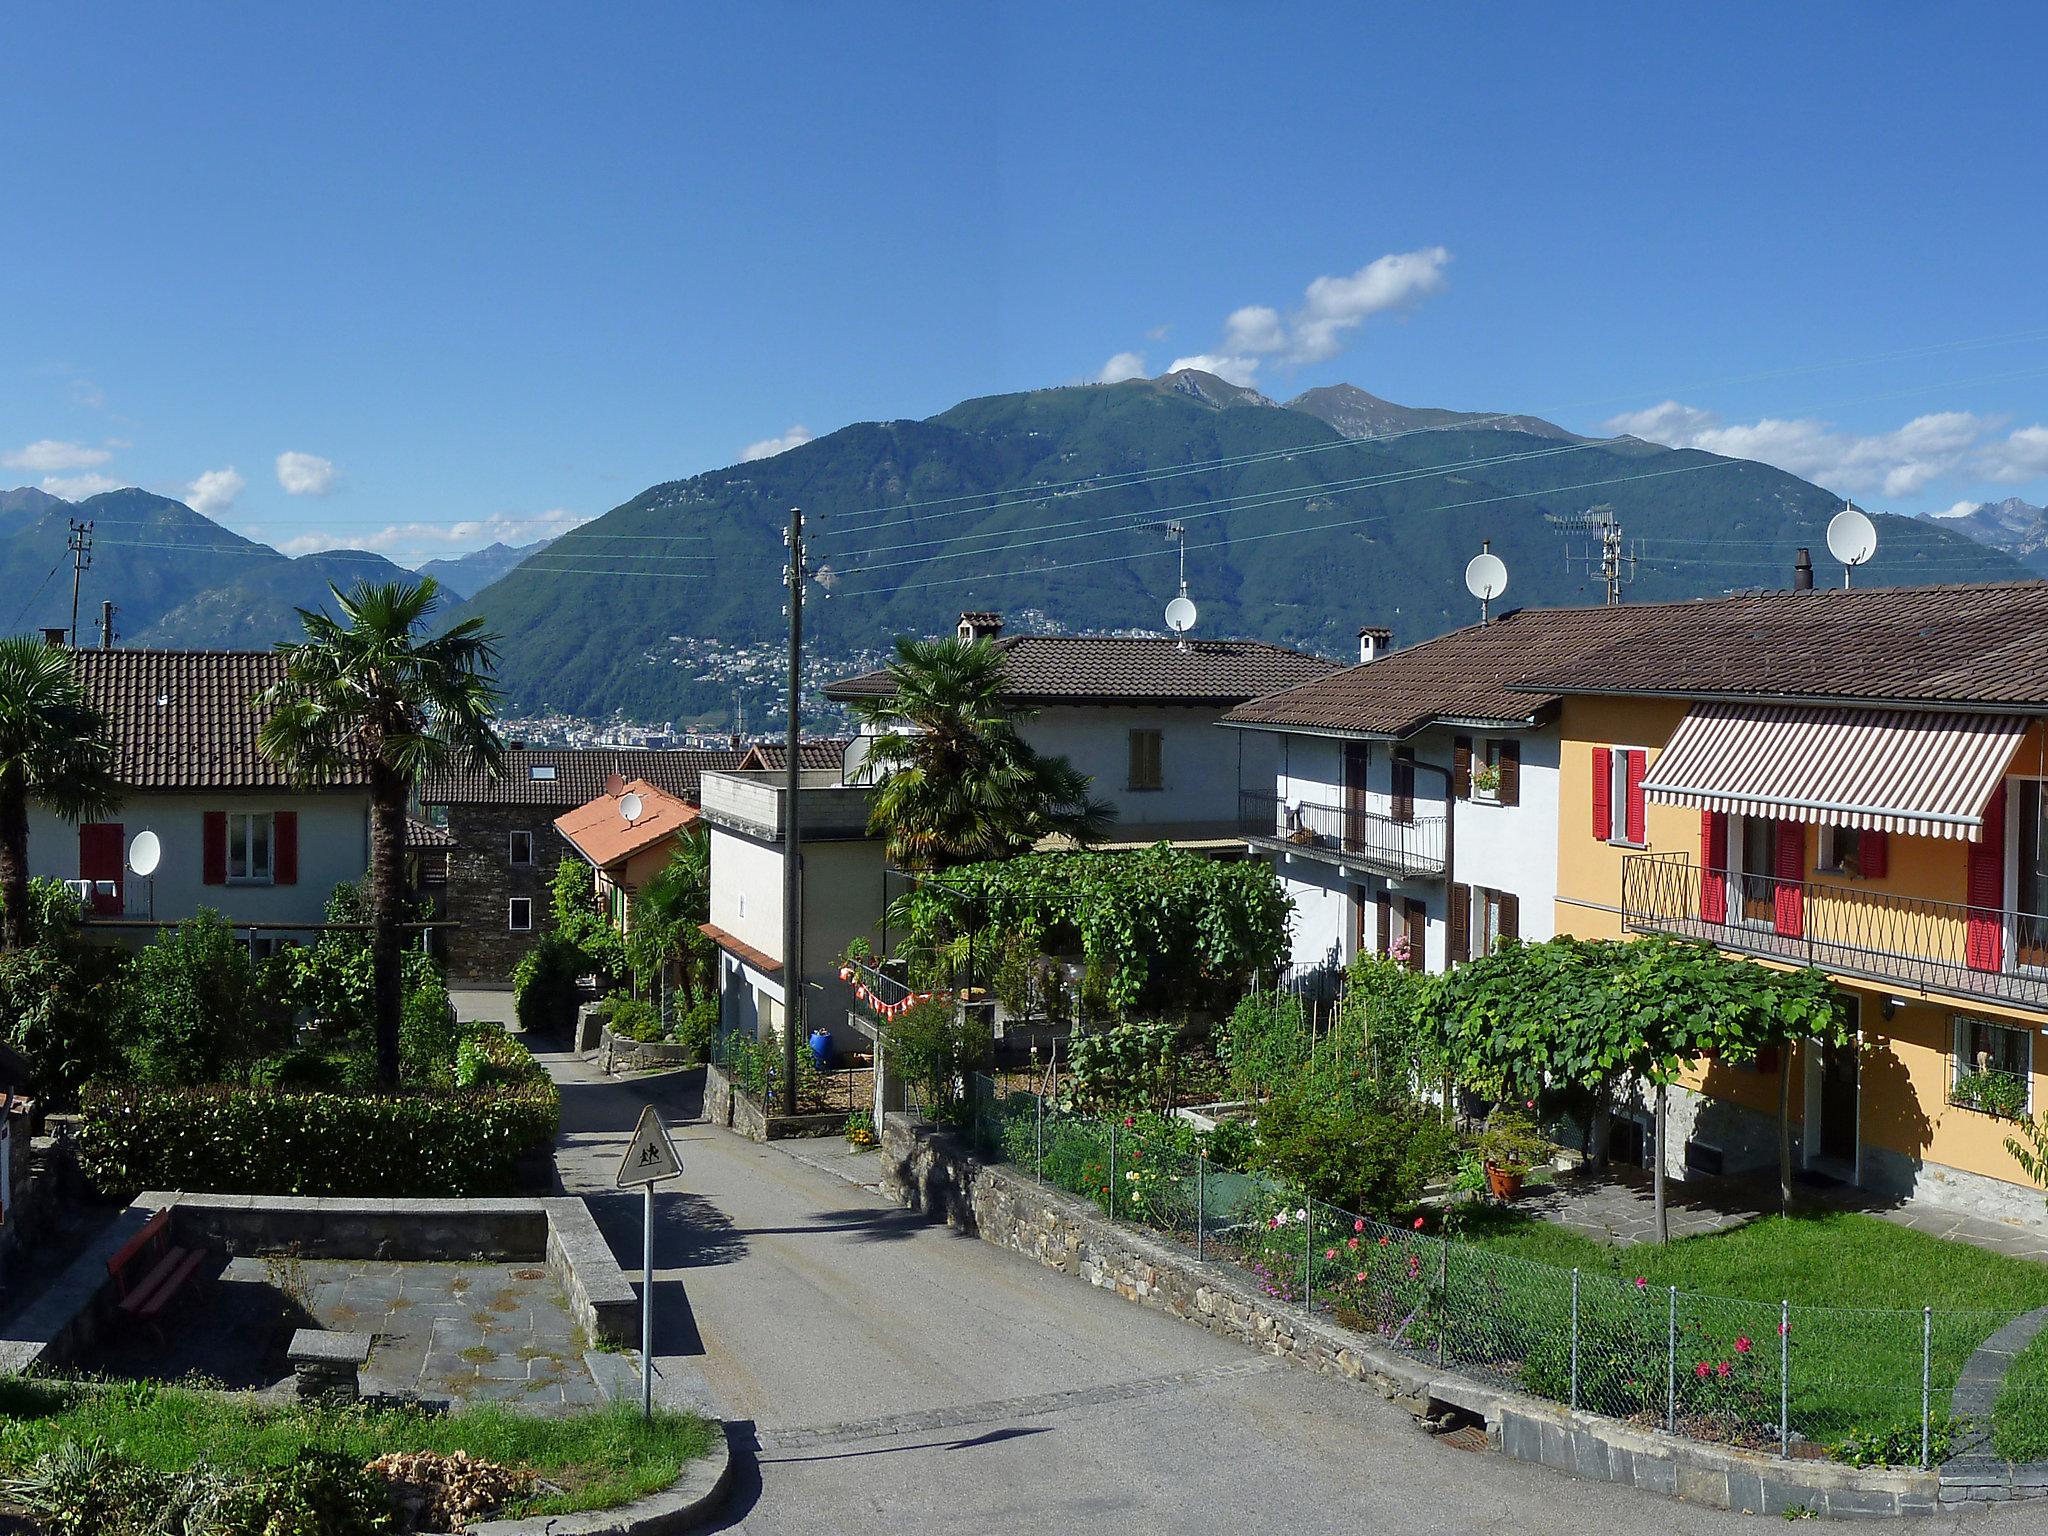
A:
[554,779,700,869]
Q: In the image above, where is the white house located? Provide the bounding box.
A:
[824,612,1342,850]
[29,648,371,945]
[1219,613,1630,982]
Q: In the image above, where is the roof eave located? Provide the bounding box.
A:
[1521,683,2048,716]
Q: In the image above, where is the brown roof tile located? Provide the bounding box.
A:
[826,635,1341,707]
[418,742,844,808]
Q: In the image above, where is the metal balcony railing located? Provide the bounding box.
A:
[1621,852,2048,1016]
[1238,791,1447,878]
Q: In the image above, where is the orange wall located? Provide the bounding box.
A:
[1552,695,1691,939]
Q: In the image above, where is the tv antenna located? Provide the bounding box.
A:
[1464,540,1509,623]
[1161,522,1198,649]
[1555,505,1637,606]
[1825,503,1878,588]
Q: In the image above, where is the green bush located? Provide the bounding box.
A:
[245,1047,376,1092]
[112,913,283,1086]
[454,1029,549,1089]
[606,994,663,1042]
[1219,991,1308,1099]
[1064,1018,1178,1113]
[1253,1080,1457,1213]
[78,1079,559,1198]
[883,1000,991,1124]
[399,969,461,1085]
[0,920,121,1105]
[676,996,717,1060]
[514,933,585,1034]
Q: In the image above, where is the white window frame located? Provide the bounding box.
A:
[1952,1013,2031,1113]
[508,897,534,932]
[1606,747,1647,848]
[1472,739,1505,804]
[509,829,536,867]
[1817,824,1863,877]
[2006,776,2048,977]
[1727,812,1780,930]
[227,811,275,885]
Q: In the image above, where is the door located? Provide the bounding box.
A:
[1738,816,1777,926]
[2017,780,2048,970]
[1342,743,1370,853]
[1820,1037,1858,1163]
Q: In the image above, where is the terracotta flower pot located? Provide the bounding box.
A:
[1484,1161,1525,1200]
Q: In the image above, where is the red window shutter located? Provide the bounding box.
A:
[79,823,123,915]
[1967,785,2006,972]
[1699,810,1729,923]
[1592,747,1613,839]
[1773,820,1806,937]
[1860,829,1888,880]
[274,812,298,886]
[203,811,228,886]
[1624,750,1647,844]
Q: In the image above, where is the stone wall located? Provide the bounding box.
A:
[702,1060,841,1142]
[878,1112,1950,1518]
[439,803,573,985]
[601,1028,700,1074]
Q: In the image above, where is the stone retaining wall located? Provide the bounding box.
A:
[703,1061,841,1142]
[879,1112,1949,1518]
[600,1027,701,1074]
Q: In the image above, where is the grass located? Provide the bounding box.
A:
[0,1380,717,1519]
[1995,1329,2048,1460]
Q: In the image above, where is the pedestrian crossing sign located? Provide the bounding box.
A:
[616,1104,682,1187]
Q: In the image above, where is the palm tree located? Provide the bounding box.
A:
[850,635,1113,872]
[625,829,712,1026]
[259,579,502,1087]
[0,636,120,948]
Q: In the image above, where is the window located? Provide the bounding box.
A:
[1736,814,1779,925]
[529,764,557,781]
[509,830,535,866]
[1127,728,1163,791]
[1478,887,1518,958]
[1952,1015,2031,1117]
[508,897,534,932]
[1471,739,1516,803]
[1818,825,1862,876]
[227,812,274,883]
[2017,780,2048,971]
[1593,747,1644,845]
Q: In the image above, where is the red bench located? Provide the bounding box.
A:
[106,1209,208,1344]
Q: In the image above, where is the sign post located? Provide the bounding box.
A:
[615,1104,682,1419]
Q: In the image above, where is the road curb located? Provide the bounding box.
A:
[469,1423,734,1536]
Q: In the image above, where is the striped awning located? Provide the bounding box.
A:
[1641,703,2026,841]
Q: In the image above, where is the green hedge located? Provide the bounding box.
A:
[78,1079,559,1199]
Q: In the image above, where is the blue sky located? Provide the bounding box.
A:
[3,2,2045,562]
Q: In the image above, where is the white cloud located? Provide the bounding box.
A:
[273,507,590,558]
[1145,323,1171,342]
[1934,500,1984,518]
[40,472,120,499]
[1147,246,1452,387]
[1096,351,1148,384]
[5,438,112,473]
[275,450,339,496]
[739,425,814,462]
[185,466,246,516]
[1982,424,2048,484]
[1601,402,1993,499]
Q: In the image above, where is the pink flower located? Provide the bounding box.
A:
[1124,1116,1134,1128]
[1379,1235,1390,1247]
[1735,1336,1752,1354]
[1778,1320,1790,1336]
[1347,1238,1359,1251]
[1695,1361,1711,1379]
[1413,1216,1426,1230]
[1325,1248,1338,1260]
[1354,1271,1368,1285]
[1408,1256,1421,1279]
[1354,1218,1366,1234]
[1717,1362,1731,1379]
[1633,1277,1648,1290]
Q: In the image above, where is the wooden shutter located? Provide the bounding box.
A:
[1498,890,1520,941]
[1391,750,1415,824]
[1497,739,1520,806]
[202,811,228,886]
[1375,890,1392,955]
[78,822,123,914]
[274,812,298,886]
[1699,810,1729,923]
[1591,747,1613,839]
[1453,737,1472,800]
[1773,819,1806,937]
[1624,750,1647,844]
[1403,897,1426,972]
[1448,881,1471,964]
[1860,829,1888,880]
[1967,784,2007,972]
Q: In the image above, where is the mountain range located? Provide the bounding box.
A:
[3,372,2036,724]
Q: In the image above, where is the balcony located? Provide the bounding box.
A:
[699,769,875,843]
[1238,791,1446,879]
[1621,852,2048,1016]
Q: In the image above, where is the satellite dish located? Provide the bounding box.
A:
[1465,546,1509,621]
[1826,505,1878,585]
[1164,595,1198,635]
[128,829,161,877]
[618,791,645,824]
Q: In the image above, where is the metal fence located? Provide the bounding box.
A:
[712,1030,872,1117]
[961,1076,2020,1467]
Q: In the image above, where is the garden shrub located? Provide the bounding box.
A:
[1253,1080,1457,1213]
[514,932,585,1034]
[0,933,120,1105]
[246,1047,376,1092]
[453,1029,549,1089]
[606,994,663,1042]
[1063,1018,1178,1113]
[112,912,283,1086]
[676,996,717,1060]
[79,1079,559,1198]
[399,969,461,1085]
[884,1000,991,1123]
[1219,990,1308,1099]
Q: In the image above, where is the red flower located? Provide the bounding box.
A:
[1354,1218,1366,1234]
[1379,1235,1390,1247]
[1413,1216,1425,1230]
[1735,1336,1752,1354]
[1716,1362,1731,1379]
[1695,1361,1711,1379]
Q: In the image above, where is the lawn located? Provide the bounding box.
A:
[0,1379,716,1523]
[1995,1330,2048,1460]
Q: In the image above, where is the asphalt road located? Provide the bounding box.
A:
[541,1049,2010,1534]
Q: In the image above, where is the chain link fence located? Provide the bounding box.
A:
[960,1075,2023,1467]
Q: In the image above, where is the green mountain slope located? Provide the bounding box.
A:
[462,374,2031,724]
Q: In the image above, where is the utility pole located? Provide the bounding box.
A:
[1596,516,1635,607]
[1558,507,1634,606]
[66,520,94,647]
[781,506,808,1117]
[97,600,115,650]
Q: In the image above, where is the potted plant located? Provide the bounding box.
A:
[1476,1109,1549,1200]
[1471,760,1502,798]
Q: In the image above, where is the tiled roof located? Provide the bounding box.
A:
[71,649,370,792]
[418,742,844,808]
[406,817,456,850]
[554,779,700,869]
[825,635,1341,707]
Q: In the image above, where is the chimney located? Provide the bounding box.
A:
[957,611,1004,643]
[1794,548,1814,591]
[99,600,113,650]
[1358,625,1392,665]
[604,772,626,796]
[40,627,66,648]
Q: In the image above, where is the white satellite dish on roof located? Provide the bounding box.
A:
[128,829,160,878]
[1826,504,1878,587]
[1464,542,1509,622]
[618,791,645,824]
[1164,594,1198,636]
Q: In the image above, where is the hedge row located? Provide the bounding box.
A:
[78,1079,560,1199]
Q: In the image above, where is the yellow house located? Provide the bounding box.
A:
[1524,580,2048,1221]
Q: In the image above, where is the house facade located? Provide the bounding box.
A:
[1524,582,2048,1222]
[825,612,1341,849]
[553,778,700,933]
[28,649,371,941]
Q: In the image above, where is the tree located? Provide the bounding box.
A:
[0,636,120,949]
[850,635,1113,871]
[258,579,502,1088]
[625,829,713,1027]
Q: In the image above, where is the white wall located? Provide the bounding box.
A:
[1021,703,1267,830]
[29,791,369,928]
